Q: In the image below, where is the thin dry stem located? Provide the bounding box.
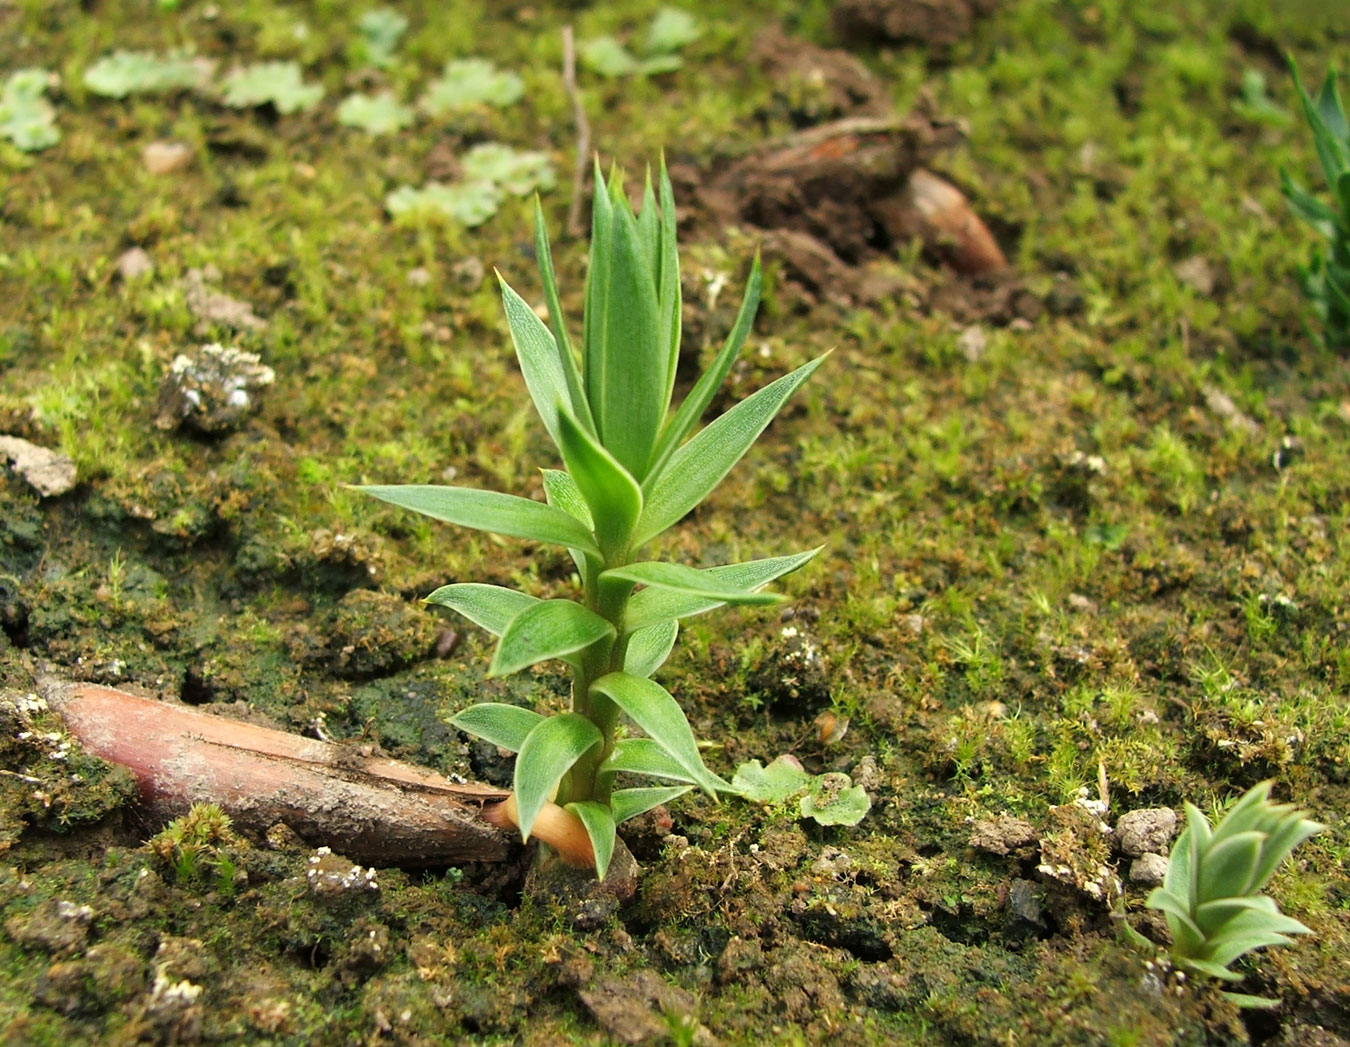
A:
[562,25,591,239]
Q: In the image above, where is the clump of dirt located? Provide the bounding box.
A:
[0,690,137,853]
[751,24,889,127]
[832,0,1002,51]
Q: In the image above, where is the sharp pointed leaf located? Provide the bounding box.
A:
[1196,831,1264,903]
[1208,932,1299,970]
[489,599,615,677]
[603,560,785,610]
[636,169,660,277]
[533,198,594,432]
[611,785,691,824]
[625,547,822,630]
[355,485,599,556]
[600,737,699,783]
[498,274,576,450]
[656,157,682,421]
[624,620,679,678]
[635,355,825,546]
[1208,782,1271,845]
[1249,814,1324,890]
[565,800,616,879]
[514,714,602,839]
[1220,992,1282,1010]
[450,703,545,752]
[541,468,594,576]
[648,253,760,480]
[591,672,728,794]
[556,406,642,558]
[1180,957,1244,982]
[584,168,666,477]
[425,583,540,636]
[541,468,594,527]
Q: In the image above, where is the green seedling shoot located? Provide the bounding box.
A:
[357,160,824,877]
[1282,60,1350,348]
[1146,780,1322,1008]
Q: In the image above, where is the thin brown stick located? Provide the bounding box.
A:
[562,25,591,239]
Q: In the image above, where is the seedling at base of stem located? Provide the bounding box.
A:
[356,159,824,877]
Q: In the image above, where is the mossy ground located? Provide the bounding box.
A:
[2,1,1349,1044]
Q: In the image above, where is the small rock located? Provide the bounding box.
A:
[1204,386,1260,435]
[851,754,882,792]
[405,266,431,287]
[1036,803,1121,911]
[4,898,94,956]
[451,256,485,288]
[901,613,925,635]
[115,246,154,281]
[716,936,763,985]
[1129,852,1169,887]
[811,846,853,878]
[957,325,987,362]
[0,435,77,497]
[1066,593,1097,615]
[970,814,1038,857]
[1173,255,1216,296]
[181,268,266,332]
[143,140,193,175]
[305,847,379,897]
[577,969,709,1046]
[155,343,275,434]
[1115,808,1177,858]
[1005,878,1049,937]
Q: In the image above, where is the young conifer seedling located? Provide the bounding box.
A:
[356,161,824,878]
[1145,781,1322,1008]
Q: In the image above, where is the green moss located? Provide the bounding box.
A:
[1,0,1348,1041]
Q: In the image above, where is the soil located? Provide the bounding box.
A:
[2,2,1350,1046]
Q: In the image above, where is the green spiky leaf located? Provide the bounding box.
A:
[600,737,699,784]
[565,800,616,879]
[450,703,545,752]
[625,548,822,630]
[635,356,825,546]
[489,600,615,677]
[591,673,727,794]
[514,715,602,840]
[425,583,539,636]
[623,620,679,678]
[611,785,691,824]
[356,484,601,557]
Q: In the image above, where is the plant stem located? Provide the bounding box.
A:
[561,551,634,806]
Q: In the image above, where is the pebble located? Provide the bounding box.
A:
[154,343,275,434]
[1115,807,1177,858]
[1129,852,1169,887]
[143,140,193,175]
[0,435,77,497]
[115,246,154,281]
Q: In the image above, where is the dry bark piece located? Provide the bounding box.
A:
[0,435,77,497]
[696,112,1007,299]
[878,167,1007,274]
[39,679,510,865]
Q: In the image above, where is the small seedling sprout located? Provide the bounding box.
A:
[357,160,824,877]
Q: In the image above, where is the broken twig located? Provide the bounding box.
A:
[40,679,511,865]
